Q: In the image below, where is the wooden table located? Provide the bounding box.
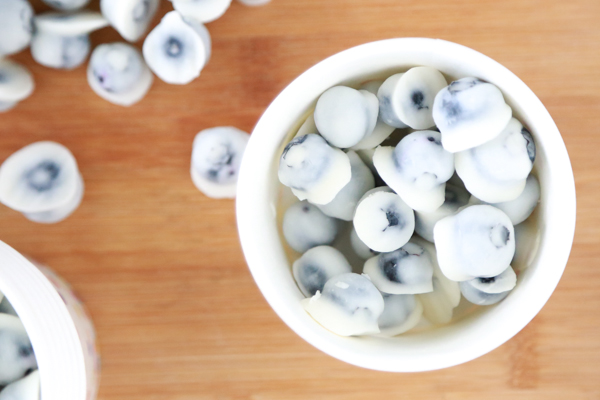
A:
[1,0,598,398]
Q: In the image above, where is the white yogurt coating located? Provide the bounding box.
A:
[363,241,434,294]
[377,294,423,337]
[0,59,34,112]
[460,266,517,306]
[302,273,384,336]
[283,201,339,253]
[292,246,352,297]
[191,127,249,199]
[349,226,377,259]
[469,174,540,226]
[0,314,37,386]
[414,183,470,242]
[374,130,454,212]
[0,370,40,400]
[101,0,160,42]
[143,11,212,85]
[316,151,374,221]
[433,77,512,153]
[376,73,408,128]
[88,42,154,107]
[170,0,233,23]
[0,0,33,57]
[279,134,351,205]
[34,11,109,37]
[314,86,379,148]
[456,117,536,203]
[433,205,515,281]
[353,187,415,253]
[42,0,90,10]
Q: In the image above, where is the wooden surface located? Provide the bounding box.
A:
[1,0,599,398]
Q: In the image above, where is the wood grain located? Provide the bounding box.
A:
[1,0,599,398]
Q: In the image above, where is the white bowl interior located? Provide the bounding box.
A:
[236,38,576,372]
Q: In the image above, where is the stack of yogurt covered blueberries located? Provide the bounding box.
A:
[278,67,540,337]
[0,0,269,111]
[0,292,39,400]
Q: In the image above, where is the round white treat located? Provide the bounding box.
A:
[316,151,374,221]
[374,130,454,212]
[34,11,109,36]
[314,86,379,148]
[0,314,37,386]
[31,32,90,69]
[191,127,249,199]
[295,112,318,138]
[415,183,469,242]
[377,294,422,336]
[23,173,83,223]
[0,0,33,57]
[171,0,232,23]
[88,42,154,107]
[0,59,34,104]
[349,226,377,259]
[0,369,40,400]
[301,273,384,336]
[42,0,90,10]
[143,11,211,85]
[377,73,408,128]
[278,134,351,205]
[470,174,540,226]
[101,0,160,42]
[282,201,339,253]
[292,246,352,297]
[363,241,434,294]
[354,187,415,253]
[0,141,81,214]
[433,77,512,153]
[433,205,515,281]
[460,266,516,305]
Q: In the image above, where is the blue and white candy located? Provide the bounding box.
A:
[316,151,374,221]
[363,240,434,295]
[0,314,37,386]
[88,42,154,107]
[377,294,422,337]
[101,0,160,42]
[414,183,469,242]
[292,246,352,297]
[302,273,384,336]
[0,0,33,57]
[0,370,40,400]
[433,205,515,281]
[191,127,249,199]
[455,118,536,203]
[278,134,351,205]
[433,77,512,153]
[374,130,454,212]
[0,59,34,113]
[169,0,232,23]
[353,187,415,253]
[143,11,211,85]
[314,86,379,148]
[460,266,517,306]
[283,201,339,253]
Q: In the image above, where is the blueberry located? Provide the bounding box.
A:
[0,0,33,57]
[101,0,159,42]
[283,201,339,253]
[377,294,422,336]
[0,314,38,385]
[292,246,351,297]
[170,0,233,24]
[25,160,60,192]
[460,266,516,305]
[0,59,34,112]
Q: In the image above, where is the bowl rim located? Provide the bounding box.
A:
[236,37,576,372]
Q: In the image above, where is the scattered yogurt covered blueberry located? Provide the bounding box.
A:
[433,77,512,153]
[414,183,469,242]
[170,0,232,23]
[0,370,40,400]
[100,0,160,42]
[353,187,415,253]
[190,127,249,199]
[143,11,211,85]
[292,246,352,297]
[283,201,339,253]
[377,294,423,337]
[0,0,33,57]
[0,141,84,223]
[469,174,540,226]
[302,273,384,336]
[316,151,374,221]
[0,314,37,386]
[455,118,535,203]
[42,0,90,10]
[460,266,517,306]
[363,241,434,294]
[434,205,515,281]
[374,130,454,212]
[378,67,447,130]
[88,42,154,107]
[314,86,379,148]
[0,59,34,113]
[278,134,351,205]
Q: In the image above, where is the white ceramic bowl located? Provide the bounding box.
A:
[236,38,576,372]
